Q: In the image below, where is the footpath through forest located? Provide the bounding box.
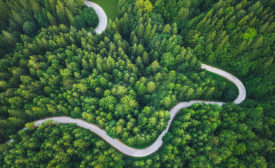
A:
[5,1,246,157]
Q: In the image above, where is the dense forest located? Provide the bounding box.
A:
[153,0,275,99]
[0,0,274,167]
[0,103,272,167]
[0,12,233,148]
[0,0,98,55]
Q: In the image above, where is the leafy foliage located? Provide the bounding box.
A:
[0,0,274,167]
[0,0,98,55]
[0,23,229,147]
[181,0,275,99]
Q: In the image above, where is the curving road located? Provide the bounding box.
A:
[4,2,247,157]
[84,0,107,34]
[201,64,246,104]
[5,64,246,157]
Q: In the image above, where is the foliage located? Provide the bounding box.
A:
[73,7,99,30]
[0,123,125,168]
[0,23,230,148]
[0,0,98,56]
[0,103,272,167]
[181,0,275,99]
[0,0,274,167]
[23,21,37,36]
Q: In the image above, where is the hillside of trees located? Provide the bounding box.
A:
[152,0,275,99]
[0,0,274,167]
[0,102,272,167]
[0,21,233,148]
[0,0,98,55]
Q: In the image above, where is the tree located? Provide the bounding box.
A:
[136,44,145,56]
[99,96,117,112]
[222,88,238,101]
[23,21,37,36]
[11,10,24,26]
[56,0,67,24]
[0,1,9,30]
[144,23,152,43]
[147,81,156,93]
[137,0,144,9]
[82,7,98,28]
[172,23,178,35]
[112,85,127,98]
[65,7,75,25]
[135,81,146,96]
[136,24,144,38]
[163,96,172,108]
[163,24,172,34]
[148,117,157,128]
[47,12,57,25]
[2,30,17,46]
[243,28,257,40]
[144,0,153,13]
[178,7,189,23]
[74,83,88,94]
[161,52,175,68]
[151,60,160,73]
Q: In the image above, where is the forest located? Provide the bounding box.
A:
[0,0,98,55]
[0,0,274,167]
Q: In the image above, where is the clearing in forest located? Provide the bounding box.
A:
[89,0,119,19]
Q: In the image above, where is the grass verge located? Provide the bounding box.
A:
[89,0,119,20]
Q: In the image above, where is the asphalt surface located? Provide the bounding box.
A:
[84,0,107,34]
[4,2,247,157]
[6,64,246,157]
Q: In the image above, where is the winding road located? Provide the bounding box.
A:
[84,0,107,34]
[4,1,246,157]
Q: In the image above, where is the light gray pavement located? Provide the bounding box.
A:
[4,2,247,158]
[201,64,246,104]
[84,0,107,34]
[5,64,246,157]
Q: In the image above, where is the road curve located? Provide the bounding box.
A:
[84,0,108,34]
[201,64,246,104]
[4,2,247,158]
[5,64,246,157]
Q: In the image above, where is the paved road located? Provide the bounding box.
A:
[84,0,107,34]
[201,64,246,104]
[4,2,247,157]
[6,64,246,157]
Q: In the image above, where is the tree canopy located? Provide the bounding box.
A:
[0,0,274,167]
